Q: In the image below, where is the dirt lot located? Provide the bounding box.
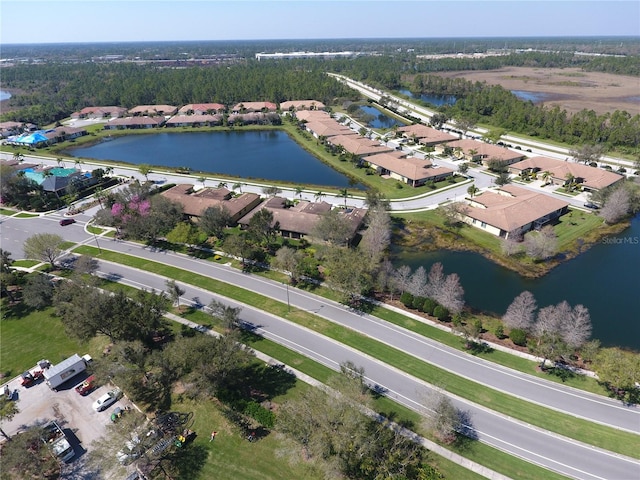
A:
[431,67,640,116]
[2,369,134,479]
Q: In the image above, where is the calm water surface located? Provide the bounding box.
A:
[393,213,640,350]
[359,105,406,129]
[398,89,458,106]
[67,130,364,189]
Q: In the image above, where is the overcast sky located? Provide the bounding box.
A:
[1,0,639,45]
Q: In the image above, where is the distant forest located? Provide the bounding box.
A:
[2,38,639,155]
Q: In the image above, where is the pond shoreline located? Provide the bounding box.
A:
[394,218,631,279]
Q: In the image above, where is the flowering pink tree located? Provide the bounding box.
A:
[111,195,151,228]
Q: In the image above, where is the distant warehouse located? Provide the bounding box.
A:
[255,51,360,60]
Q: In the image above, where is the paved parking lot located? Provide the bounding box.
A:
[1,367,134,479]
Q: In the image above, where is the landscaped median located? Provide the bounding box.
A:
[74,244,640,460]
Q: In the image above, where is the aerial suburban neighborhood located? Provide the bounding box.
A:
[1,6,639,480]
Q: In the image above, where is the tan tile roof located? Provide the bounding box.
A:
[238,197,365,238]
[295,110,333,122]
[304,121,356,138]
[161,184,260,221]
[232,101,277,112]
[178,103,226,114]
[445,139,524,162]
[509,156,623,190]
[165,114,222,125]
[327,135,394,156]
[366,152,453,181]
[74,106,128,118]
[466,185,569,232]
[105,117,165,127]
[397,124,457,144]
[280,100,326,111]
[128,105,178,116]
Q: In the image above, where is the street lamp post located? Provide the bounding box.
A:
[285,281,290,312]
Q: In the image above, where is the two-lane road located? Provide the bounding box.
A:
[97,259,640,480]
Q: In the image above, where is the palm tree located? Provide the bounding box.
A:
[541,171,552,185]
[314,191,324,203]
[74,159,83,169]
[12,152,24,163]
[94,187,106,208]
[197,177,207,189]
[294,186,303,199]
[564,173,577,192]
[56,157,65,168]
[338,188,349,207]
[467,185,479,198]
[218,181,228,189]
[232,182,243,194]
[104,166,114,177]
[138,164,152,182]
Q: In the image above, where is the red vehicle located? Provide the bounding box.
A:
[75,375,96,396]
[21,370,43,387]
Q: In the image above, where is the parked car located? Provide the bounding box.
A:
[59,218,76,226]
[584,202,600,210]
[75,375,96,396]
[92,387,122,412]
[21,370,43,387]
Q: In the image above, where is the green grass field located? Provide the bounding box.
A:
[1,300,565,480]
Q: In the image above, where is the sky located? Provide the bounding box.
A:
[1,0,639,45]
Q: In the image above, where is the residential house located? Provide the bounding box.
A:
[165,114,223,128]
[508,156,623,192]
[71,106,127,119]
[0,121,26,138]
[104,117,165,130]
[178,103,226,115]
[227,112,280,125]
[231,101,277,113]
[237,196,366,241]
[161,184,261,223]
[295,110,334,123]
[326,135,394,157]
[365,151,454,187]
[462,184,569,239]
[280,100,326,112]
[396,124,457,146]
[435,139,524,166]
[128,105,178,117]
[304,121,357,139]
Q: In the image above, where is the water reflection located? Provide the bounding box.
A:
[398,89,457,106]
[66,130,365,189]
[393,213,640,350]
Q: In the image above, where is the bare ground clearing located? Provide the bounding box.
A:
[429,67,640,116]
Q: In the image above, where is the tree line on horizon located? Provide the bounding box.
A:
[2,51,639,155]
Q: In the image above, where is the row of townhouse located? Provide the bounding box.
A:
[5,126,88,148]
[92,100,326,130]
[298,110,456,187]
[161,184,366,243]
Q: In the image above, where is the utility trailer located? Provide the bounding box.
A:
[43,354,91,391]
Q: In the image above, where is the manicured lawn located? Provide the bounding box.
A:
[73,245,640,459]
[11,259,41,268]
[0,303,106,378]
[0,208,16,215]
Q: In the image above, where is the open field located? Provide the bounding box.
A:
[431,67,640,116]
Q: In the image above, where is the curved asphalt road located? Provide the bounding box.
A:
[94,258,640,480]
